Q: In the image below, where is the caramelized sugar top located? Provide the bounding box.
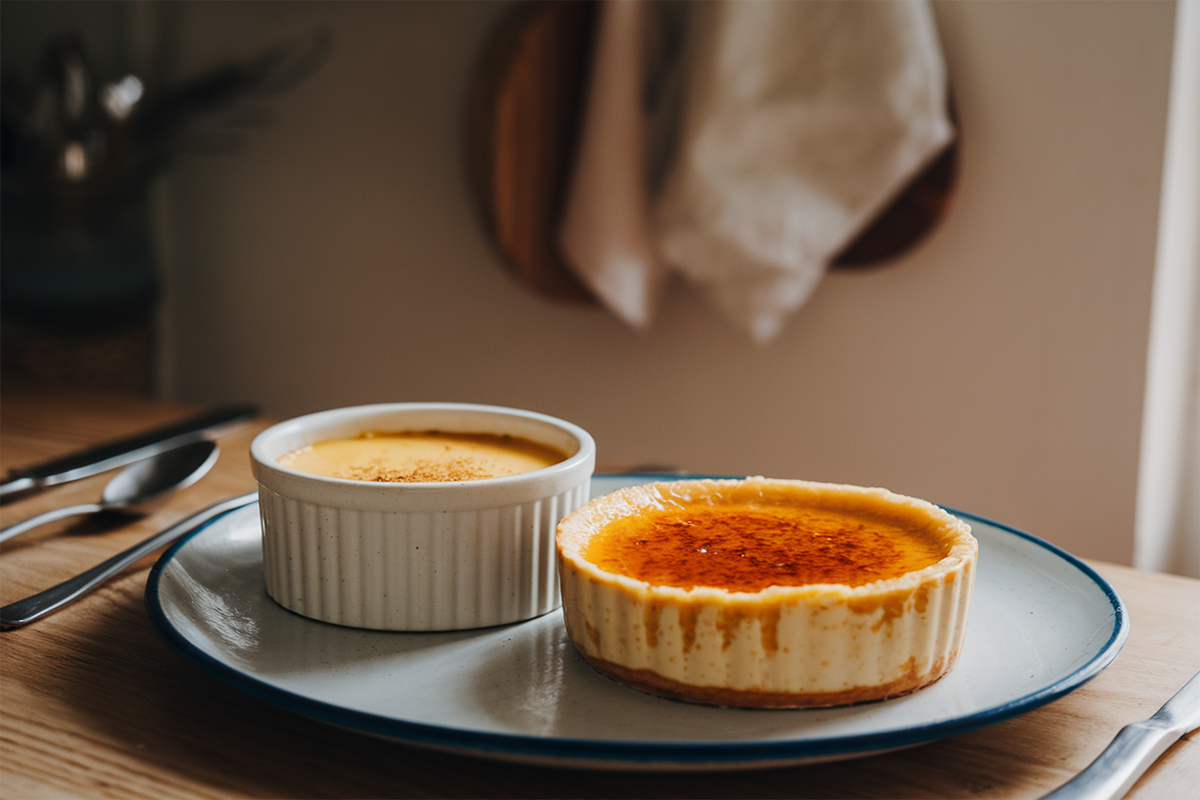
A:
[278,430,567,483]
[584,503,947,591]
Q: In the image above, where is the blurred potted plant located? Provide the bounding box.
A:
[1,29,329,392]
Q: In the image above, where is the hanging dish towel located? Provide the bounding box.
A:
[561,0,955,343]
[558,0,666,330]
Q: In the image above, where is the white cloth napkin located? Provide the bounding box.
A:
[560,0,955,343]
[558,0,666,330]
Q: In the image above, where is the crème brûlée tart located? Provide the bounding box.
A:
[555,478,978,708]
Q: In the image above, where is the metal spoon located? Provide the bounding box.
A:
[0,440,219,545]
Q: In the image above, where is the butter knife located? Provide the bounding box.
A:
[0,404,259,501]
[0,491,257,630]
[1040,669,1200,800]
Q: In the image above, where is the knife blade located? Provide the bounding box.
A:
[0,404,260,501]
[1039,669,1200,800]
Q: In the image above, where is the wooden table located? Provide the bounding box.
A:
[2,380,1197,798]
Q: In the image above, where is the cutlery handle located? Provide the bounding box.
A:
[0,503,105,544]
[0,492,257,630]
[0,476,40,500]
[1040,719,1182,800]
[0,403,258,502]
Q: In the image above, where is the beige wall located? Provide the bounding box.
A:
[88,1,1179,565]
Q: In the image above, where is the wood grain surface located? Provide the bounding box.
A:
[1,378,1196,799]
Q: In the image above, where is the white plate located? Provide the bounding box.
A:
[146,476,1128,771]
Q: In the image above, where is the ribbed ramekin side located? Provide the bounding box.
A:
[259,488,284,602]
[357,507,388,630]
[260,478,588,631]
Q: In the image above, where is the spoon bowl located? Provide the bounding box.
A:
[0,439,219,545]
[98,439,219,510]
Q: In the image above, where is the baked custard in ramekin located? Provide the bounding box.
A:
[556,478,977,708]
[251,403,595,631]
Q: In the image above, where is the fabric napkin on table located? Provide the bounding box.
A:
[560,0,955,343]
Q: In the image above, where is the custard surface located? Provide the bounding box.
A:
[584,503,946,592]
[278,430,566,482]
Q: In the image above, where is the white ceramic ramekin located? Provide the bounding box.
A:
[250,403,595,631]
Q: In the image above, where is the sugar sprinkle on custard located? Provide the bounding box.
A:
[278,430,566,483]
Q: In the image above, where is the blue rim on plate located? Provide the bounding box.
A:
[145,475,1128,770]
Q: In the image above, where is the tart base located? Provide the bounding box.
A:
[579,650,957,709]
